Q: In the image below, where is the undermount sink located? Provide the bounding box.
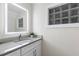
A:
[14,39,32,46]
[13,37,39,46]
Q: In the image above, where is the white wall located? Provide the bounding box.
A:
[33,3,79,56]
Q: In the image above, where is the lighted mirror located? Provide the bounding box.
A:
[5,3,29,34]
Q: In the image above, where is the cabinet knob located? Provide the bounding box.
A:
[35,49,37,56]
[33,49,37,56]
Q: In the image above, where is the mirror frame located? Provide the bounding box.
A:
[5,3,29,34]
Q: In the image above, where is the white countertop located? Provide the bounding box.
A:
[0,36,42,56]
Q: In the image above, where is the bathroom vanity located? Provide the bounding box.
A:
[0,37,42,56]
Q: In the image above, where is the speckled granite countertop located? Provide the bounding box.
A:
[0,36,42,56]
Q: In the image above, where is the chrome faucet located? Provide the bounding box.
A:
[19,34,21,41]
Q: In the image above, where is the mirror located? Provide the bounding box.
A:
[5,3,28,34]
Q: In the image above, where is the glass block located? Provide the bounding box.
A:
[61,4,69,11]
[55,13,60,19]
[49,19,54,25]
[54,7,60,12]
[49,9,54,14]
[70,9,79,16]
[70,3,79,8]
[49,15,54,20]
[62,11,68,17]
[55,19,60,24]
[70,17,78,23]
[62,18,69,24]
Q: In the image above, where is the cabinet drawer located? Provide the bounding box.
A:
[5,49,20,56]
[21,40,41,55]
[34,44,41,56]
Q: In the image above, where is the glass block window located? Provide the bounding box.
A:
[48,3,79,25]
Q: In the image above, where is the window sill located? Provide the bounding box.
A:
[46,23,79,28]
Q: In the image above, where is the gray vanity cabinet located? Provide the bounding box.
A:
[5,40,42,56]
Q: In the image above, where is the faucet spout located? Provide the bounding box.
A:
[19,34,21,41]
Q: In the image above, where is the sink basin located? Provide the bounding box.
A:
[13,37,38,46]
[14,39,32,46]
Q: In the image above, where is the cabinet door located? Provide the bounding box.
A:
[34,44,41,56]
[23,44,41,56]
[5,49,20,56]
[21,43,34,55]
